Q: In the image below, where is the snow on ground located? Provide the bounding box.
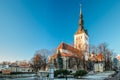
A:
[55,71,115,80]
[0,71,115,80]
[82,71,115,80]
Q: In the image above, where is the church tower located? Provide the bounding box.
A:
[74,4,89,60]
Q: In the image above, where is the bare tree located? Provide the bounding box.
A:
[97,43,107,54]
[89,43,114,70]
[51,48,57,54]
[35,49,51,70]
[30,53,44,74]
[97,43,113,70]
[89,45,98,54]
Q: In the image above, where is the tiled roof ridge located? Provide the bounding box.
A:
[58,42,79,51]
[57,42,72,48]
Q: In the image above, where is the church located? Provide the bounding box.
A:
[49,5,89,70]
[49,5,104,71]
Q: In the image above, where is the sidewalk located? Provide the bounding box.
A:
[82,71,115,80]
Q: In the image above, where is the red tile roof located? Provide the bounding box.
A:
[89,53,104,62]
[50,42,83,59]
[57,42,83,56]
[51,52,76,59]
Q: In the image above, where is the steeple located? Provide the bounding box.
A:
[79,4,84,30]
[75,4,88,35]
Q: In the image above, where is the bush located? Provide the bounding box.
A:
[74,70,87,78]
[54,69,72,77]
[10,72,34,75]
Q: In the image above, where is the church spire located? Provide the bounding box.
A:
[80,4,82,15]
[75,4,88,35]
[79,4,84,30]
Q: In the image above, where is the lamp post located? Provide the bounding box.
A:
[66,57,68,80]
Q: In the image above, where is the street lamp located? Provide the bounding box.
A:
[66,56,68,80]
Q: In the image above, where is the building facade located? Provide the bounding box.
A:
[89,52,104,72]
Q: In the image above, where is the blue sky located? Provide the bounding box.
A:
[0,0,120,62]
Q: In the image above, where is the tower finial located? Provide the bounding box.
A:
[80,4,82,15]
[79,3,84,30]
